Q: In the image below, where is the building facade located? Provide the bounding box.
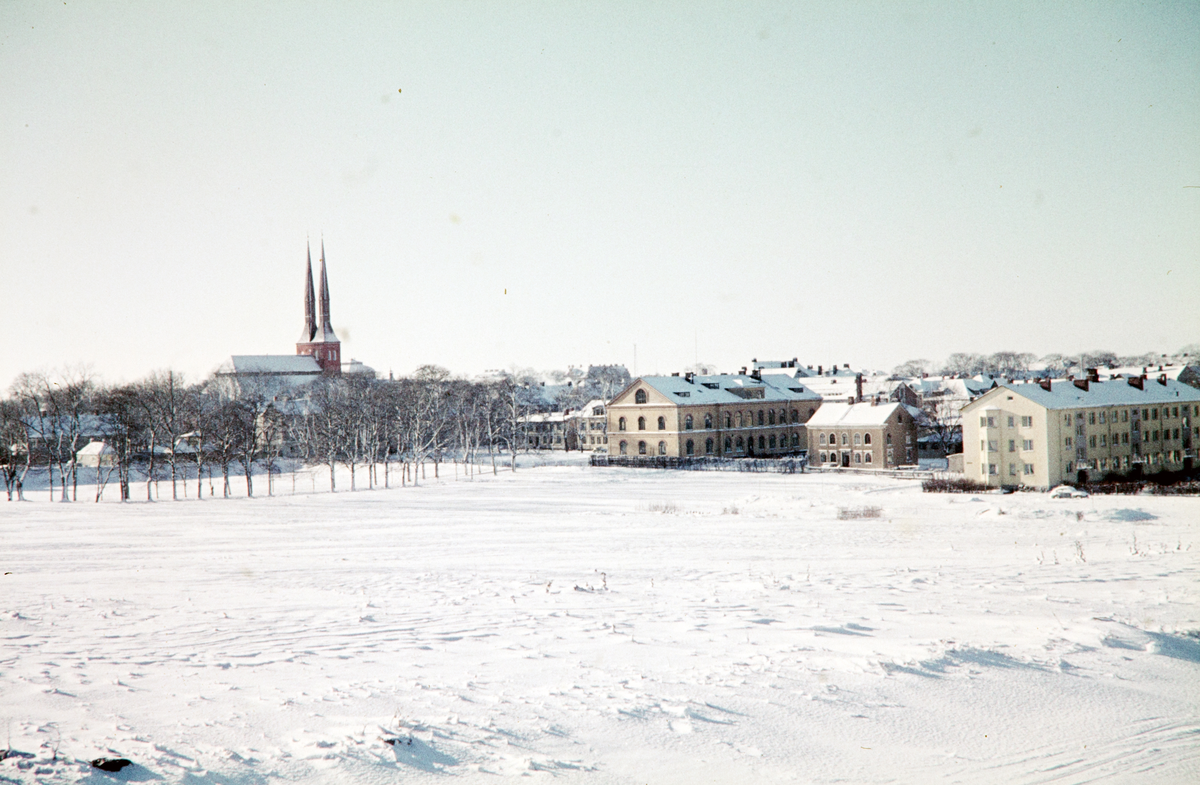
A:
[961,375,1200,488]
[806,402,921,468]
[606,373,821,459]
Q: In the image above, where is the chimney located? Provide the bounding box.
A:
[750,369,762,381]
[855,373,864,403]
[1086,367,1100,382]
[671,372,679,376]
[843,364,849,369]
[1073,379,1089,391]
[685,372,694,384]
[817,365,823,376]
[1128,375,1143,390]
[1158,374,1167,386]
[740,366,747,375]
[1039,378,1052,392]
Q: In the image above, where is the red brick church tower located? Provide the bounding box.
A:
[296,240,342,374]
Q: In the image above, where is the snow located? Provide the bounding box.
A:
[2,465,1198,783]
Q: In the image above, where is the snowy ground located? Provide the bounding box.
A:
[2,464,1198,783]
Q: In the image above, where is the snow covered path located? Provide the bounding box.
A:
[2,467,1198,783]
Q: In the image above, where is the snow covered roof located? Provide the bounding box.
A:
[807,401,919,428]
[226,355,323,375]
[76,440,115,456]
[972,379,1200,411]
[624,374,821,406]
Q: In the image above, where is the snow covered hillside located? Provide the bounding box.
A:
[2,467,1198,783]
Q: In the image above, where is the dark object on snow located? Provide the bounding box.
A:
[91,757,133,772]
[381,737,413,747]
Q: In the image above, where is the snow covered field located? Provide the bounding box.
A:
[2,464,1198,783]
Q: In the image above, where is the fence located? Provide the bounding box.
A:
[589,454,809,474]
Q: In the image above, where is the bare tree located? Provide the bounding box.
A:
[892,359,932,378]
[0,397,30,501]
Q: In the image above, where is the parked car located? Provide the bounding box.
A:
[1049,485,1088,499]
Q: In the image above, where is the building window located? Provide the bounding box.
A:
[1024,464,1034,475]
[619,441,627,455]
[988,463,997,475]
[988,440,997,452]
[1088,412,1096,425]
[865,452,872,463]
[658,441,666,455]
[758,436,765,449]
[704,413,713,429]
[769,435,776,448]
[1065,436,1072,447]
[736,436,744,450]
[1021,416,1032,427]
[638,441,647,455]
[1008,416,1015,427]
[705,438,713,454]
[828,432,836,445]
[724,437,731,451]
[768,409,776,425]
[820,451,827,463]
[1009,464,1017,476]
[864,433,872,445]
[618,417,626,431]
[792,433,799,447]
[841,433,849,446]
[1009,439,1016,452]
[657,416,665,430]
[685,414,693,430]
[638,416,646,430]
[820,433,827,445]
[635,389,647,404]
[758,410,764,426]
[854,433,862,446]
[886,433,892,445]
[1023,439,1033,451]
[791,409,798,423]
[854,452,862,464]
[685,439,694,456]
[724,413,732,428]
[1099,411,1106,424]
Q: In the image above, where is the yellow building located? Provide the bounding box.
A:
[607,373,821,458]
[961,376,1200,488]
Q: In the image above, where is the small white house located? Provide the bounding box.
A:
[76,440,116,468]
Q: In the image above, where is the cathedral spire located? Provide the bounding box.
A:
[300,241,317,342]
[317,238,335,341]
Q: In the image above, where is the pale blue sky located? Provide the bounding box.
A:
[2,1,1197,388]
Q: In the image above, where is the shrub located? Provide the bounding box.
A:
[837,506,882,519]
[922,477,989,493]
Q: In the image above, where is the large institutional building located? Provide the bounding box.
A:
[606,372,821,458]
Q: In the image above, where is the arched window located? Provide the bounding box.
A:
[820,433,827,445]
[619,441,627,455]
[757,410,765,426]
[724,437,732,451]
[820,451,828,463]
[769,435,777,448]
[841,433,848,446]
[635,389,647,404]
[658,441,666,455]
[791,433,799,447]
[791,409,798,423]
[854,433,862,446]
[638,441,647,455]
[657,416,666,430]
[864,433,872,445]
[736,412,743,427]
[855,452,862,463]
[758,435,765,449]
[637,416,646,430]
[768,409,776,425]
[685,414,693,430]
[865,452,872,463]
[725,413,732,428]
[686,439,694,456]
[705,438,714,454]
[736,436,744,449]
[704,413,713,429]
[886,433,892,445]
[618,417,626,431]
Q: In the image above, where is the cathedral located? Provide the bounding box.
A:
[219,240,362,386]
[295,240,342,374]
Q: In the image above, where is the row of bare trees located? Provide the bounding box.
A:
[1,364,545,502]
[892,348,1192,380]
